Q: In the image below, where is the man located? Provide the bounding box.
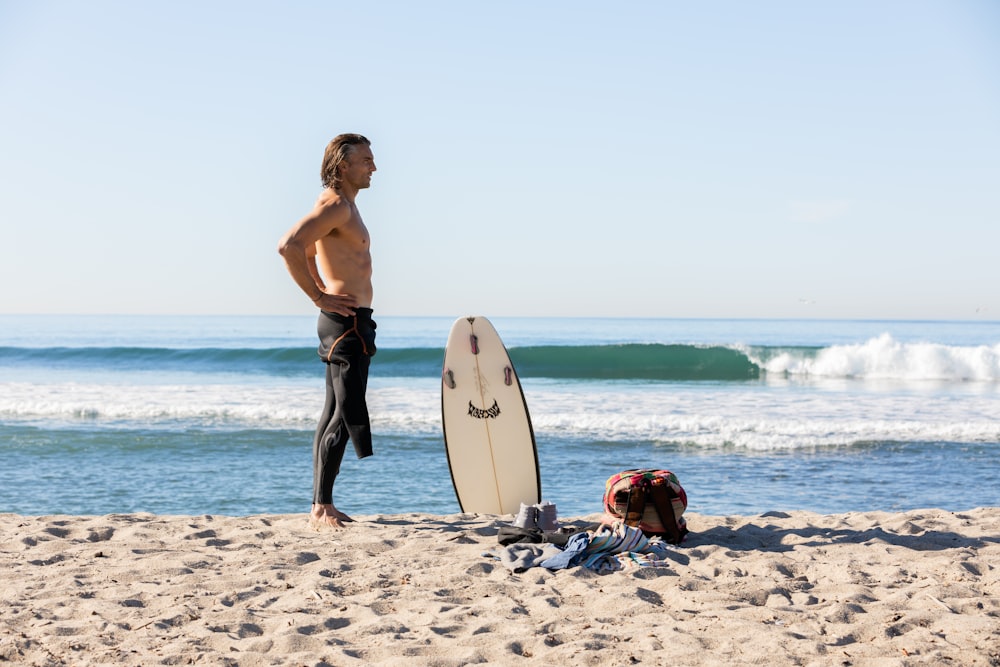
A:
[277,134,378,529]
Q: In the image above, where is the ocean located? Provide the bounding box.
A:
[1,314,998,518]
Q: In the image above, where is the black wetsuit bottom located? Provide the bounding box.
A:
[312,308,377,505]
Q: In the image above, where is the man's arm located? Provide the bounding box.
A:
[304,244,326,293]
[277,201,359,316]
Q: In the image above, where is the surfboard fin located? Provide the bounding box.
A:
[470,335,479,354]
[504,366,513,386]
[443,369,456,389]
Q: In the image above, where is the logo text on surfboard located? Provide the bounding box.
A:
[468,400,501,419]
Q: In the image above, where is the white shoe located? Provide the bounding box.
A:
[512,502,538,529]
[535,500,558,532]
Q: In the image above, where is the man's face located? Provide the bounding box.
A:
[341,145,377,190]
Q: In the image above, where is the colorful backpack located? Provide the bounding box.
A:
[603,469,688,544]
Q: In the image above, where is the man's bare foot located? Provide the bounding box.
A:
[309,503,354,529]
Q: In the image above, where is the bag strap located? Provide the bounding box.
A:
[623,482,646,527]
[647,476,686,544]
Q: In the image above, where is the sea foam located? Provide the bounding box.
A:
[752,334,1000,382]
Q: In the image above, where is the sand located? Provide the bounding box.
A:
[2,508,998,666]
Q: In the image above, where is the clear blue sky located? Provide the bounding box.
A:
[2,1,998,319]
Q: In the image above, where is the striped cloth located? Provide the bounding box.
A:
[579,521,673,575]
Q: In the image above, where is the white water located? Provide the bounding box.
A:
[752,333,1000,382]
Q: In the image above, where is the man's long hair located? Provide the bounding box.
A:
[320,134,371,190]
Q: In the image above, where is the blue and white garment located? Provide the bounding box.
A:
[495,521,676,575]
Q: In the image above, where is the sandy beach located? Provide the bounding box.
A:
[2,508,998,666]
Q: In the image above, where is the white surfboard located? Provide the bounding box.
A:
[441,316,541,515]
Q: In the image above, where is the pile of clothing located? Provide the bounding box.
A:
[491,520,678,575]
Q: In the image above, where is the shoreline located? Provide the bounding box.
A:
[2,508,998,665]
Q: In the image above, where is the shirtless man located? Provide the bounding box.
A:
[277,134,378,529]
